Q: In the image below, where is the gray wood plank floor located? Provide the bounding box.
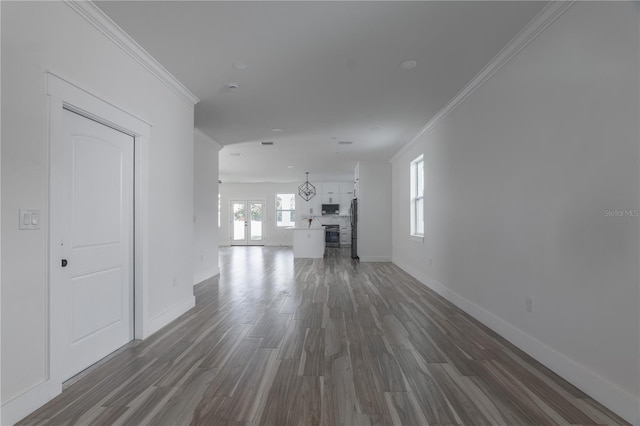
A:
[19,247,629,425]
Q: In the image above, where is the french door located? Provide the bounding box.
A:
[230,200,265,245]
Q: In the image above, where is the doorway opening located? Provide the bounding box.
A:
[230,200,265,245]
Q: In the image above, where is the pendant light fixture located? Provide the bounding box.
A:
[298,172,316,201]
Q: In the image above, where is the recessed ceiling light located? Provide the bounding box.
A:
[338,141,353,145]
[232,62,248,71]
[287,165,294,169]
[261,141,274,146]
[370,127,380,132]
[400,60,417,70]
[226,82,239,92]
[230,152,242,157]
[272,128,283,132]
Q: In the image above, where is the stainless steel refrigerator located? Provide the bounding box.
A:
[350,198,358,259]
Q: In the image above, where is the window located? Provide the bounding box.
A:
[410,155,424,236]
[276,193,296,227]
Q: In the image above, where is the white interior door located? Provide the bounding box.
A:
[54,108,134,381]
[230,200,265,245]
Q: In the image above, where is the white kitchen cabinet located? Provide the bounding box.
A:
[314,181,355,215]
[339,182,354,194]
[322,182,340,194]
[322,181,339,204]
[340,225,351,246]
[299,194,322,217]
[291,228,326,258]
[321,192,339,204]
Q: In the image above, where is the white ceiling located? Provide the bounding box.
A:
[95,1,547,183]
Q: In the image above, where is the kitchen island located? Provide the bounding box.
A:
[289,228,325,258]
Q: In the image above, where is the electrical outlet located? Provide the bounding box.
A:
[200,254,204,262]
[172,277,178,288]
[526,296,534,313]
[429,258,433,266]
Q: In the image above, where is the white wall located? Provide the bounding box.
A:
[0,2,3,422]
[1,2,196,423]
[357,161,392,262]
[193,130,221,284]
[391,3,639,423]
[219,183,299,246]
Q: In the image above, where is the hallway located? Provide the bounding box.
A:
[19,247,628,425]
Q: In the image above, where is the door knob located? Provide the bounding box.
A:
[61,259,68,267]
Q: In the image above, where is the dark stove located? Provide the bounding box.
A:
[324,225,340,248]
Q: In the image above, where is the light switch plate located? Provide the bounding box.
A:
[19,209,41,230]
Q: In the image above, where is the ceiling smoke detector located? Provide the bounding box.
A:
[400,60,417,70]
[261,141,274,146]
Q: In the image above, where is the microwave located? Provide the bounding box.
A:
[321,204,340,215]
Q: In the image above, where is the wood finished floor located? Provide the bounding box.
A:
[19,247,629,426]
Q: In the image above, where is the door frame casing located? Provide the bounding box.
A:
[229,199,266,246]
[46,72,151,391]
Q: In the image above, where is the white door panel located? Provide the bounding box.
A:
[56,109,134,380]
[71,267,123,343]
[71,137,124,247]
[69,244,122,276]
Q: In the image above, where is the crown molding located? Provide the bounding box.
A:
[64,0,199,106]
[391,1,574,163]
[194,128,223,151]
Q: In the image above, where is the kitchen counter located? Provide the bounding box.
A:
[289,228,325,258]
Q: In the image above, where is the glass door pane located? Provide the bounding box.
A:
[249,203,264,241]
[232,201,247,244]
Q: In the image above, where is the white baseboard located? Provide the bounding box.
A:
[1,379,61,426]
[1,297,196,425]
[393,258,639,425]
[144,296,195,339]
[359,255,392,262]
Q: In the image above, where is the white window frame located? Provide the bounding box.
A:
[410,155,424,237]
[275,193,296,227]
